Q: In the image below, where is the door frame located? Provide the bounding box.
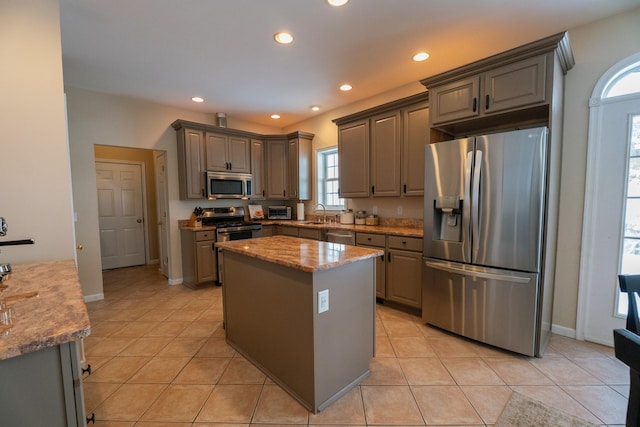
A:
[95,158,150,266]
[577,52,640,344]
[154,151,170,278]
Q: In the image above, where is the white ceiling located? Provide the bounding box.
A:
[60,0,640,128]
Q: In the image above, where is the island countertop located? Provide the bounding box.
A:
[0,259,91,361]
[216,235,383,273]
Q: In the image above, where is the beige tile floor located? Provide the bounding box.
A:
[83,264,630,426]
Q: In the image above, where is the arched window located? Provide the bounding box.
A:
[615,63,640,316]
[604,64,640,99]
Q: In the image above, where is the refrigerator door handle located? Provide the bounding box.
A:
[471,150,482,260]
[424,260,532,284]
[462,151,474,261]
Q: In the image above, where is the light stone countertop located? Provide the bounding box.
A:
[216,235,384,273]
[0,259,91,361]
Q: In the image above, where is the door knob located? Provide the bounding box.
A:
[76,244,83,251]
[137,218,143,223]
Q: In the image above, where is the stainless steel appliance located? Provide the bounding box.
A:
[206,171,252,200]
[422,126,550,356]
[199,206,262,284]
[267,205,291,220]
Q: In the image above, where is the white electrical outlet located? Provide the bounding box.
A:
[318,289,329,314]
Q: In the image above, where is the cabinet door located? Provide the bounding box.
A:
[402,103,429,196]
[178,128,205,199]
[371,111,401,197]
[483,55,547,114]
[205,132,229,172]
[250,139,266,199]
[195,240,216,283]
[430,76,480,125]
[358,241,386,299]
[228,135,251,173]
[278,226,299,237]
[387,249,422,308]
[338,119,370,197]
[266,140,288,199]
[287,137,312,201]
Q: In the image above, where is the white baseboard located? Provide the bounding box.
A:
[168,277,183,286]
[84,293,104,302]
[551,324,576,339]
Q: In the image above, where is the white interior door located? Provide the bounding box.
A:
[96,161,146,270]
[154,151,169,277]
[580,96,640,345]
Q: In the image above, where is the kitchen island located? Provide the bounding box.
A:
[0,259,91,426]
[216,235,383,413]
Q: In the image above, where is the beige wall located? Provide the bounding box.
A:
[0,0,75,263]
[553,7,640,333]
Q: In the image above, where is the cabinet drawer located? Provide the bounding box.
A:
[387,236,422,252]
[195,231,215,241]
[298,228,321,240]
[356,233,386,247]
[278,226,299,237]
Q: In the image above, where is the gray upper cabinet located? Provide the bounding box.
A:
[402,102,429,196]
[205,132,250,173]
[250,139,266,199]
[429,55,547,126]
[288,133,313,201]
[371,111,401,197]
[172,120,314,201]
[266,139,288,199]
[176,127,206,199]
[334,92,430,198]
[338,119,370,198]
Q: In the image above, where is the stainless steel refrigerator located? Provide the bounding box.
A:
[422,126,551,356]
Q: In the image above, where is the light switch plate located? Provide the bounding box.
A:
[318,289,329,314]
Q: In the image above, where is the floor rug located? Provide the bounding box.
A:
[495,391,598,427]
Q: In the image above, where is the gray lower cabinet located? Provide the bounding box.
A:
[298,227,322,240]
[0,341,86,426]
[356,233,386,298]
[357,233,422,308]
[387,236,422,309]
[274,226,323,241]
[181,229,217,287]
[277,225,299,237]
[261,225,274,237]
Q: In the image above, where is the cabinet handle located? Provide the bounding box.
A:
[212,243,215,250]
[367,237,372,241]
[485,94,490,110]
[201,189,205,197]
[387,252,391,262]
[371,185,375,195]
[472,97,477,112]
[229,162,232,170]
[403,184,407,194]
[262,190,265,197]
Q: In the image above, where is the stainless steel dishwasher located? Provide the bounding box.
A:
[325,230,355,245]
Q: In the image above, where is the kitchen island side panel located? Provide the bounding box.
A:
[312,259,375,409]
[221,251,375,412]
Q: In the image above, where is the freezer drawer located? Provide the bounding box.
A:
[422,258,539,356]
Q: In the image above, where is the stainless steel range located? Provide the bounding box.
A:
[200,206,262,284]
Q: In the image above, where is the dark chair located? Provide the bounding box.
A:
[614,274,640,427]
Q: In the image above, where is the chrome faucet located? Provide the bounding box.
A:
[314,203,326,223]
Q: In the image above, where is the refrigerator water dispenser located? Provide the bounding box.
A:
[434,196,461,242]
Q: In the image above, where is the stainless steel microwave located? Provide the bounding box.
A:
[206,171,252,200]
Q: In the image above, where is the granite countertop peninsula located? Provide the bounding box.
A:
[216,235,384,273]
[0,259,91,361]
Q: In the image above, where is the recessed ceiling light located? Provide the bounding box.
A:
[191,96,204,103]
[311,105,320,111]
[274,32,293,45]
[339,84,352,91]
[327,0,349,6]
[413,52,430,62]
[271,114,281,119]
